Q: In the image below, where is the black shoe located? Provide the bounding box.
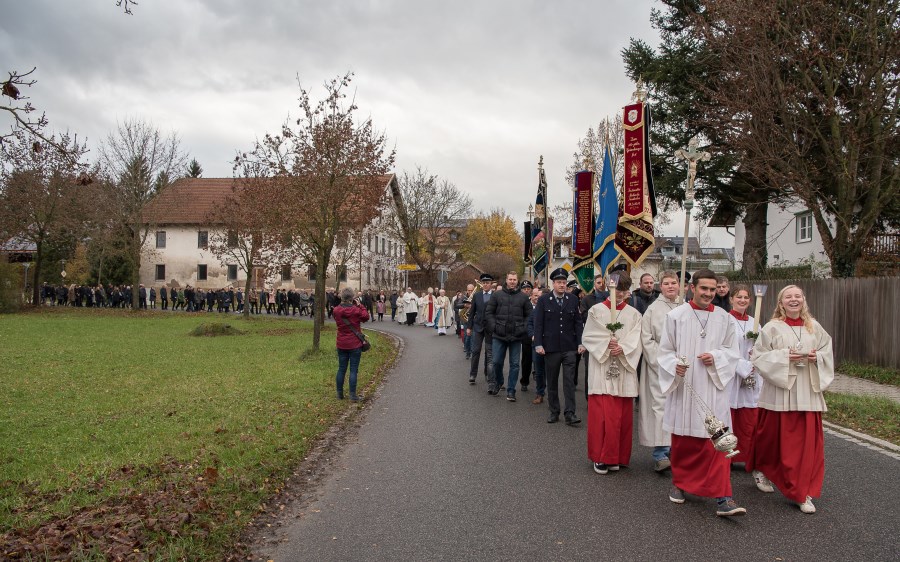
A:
[547,414,560,424]
[520,385,528,392]
[487,385,498,396]
[506,393,516,402]
[468,376,476,385]
[565,414,582,426]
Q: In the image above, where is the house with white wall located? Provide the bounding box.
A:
[139,176,405,291]
[733,201,831,275]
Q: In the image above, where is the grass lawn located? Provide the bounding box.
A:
[0,308,396,560]
[824,392,900,446]
[837,362,900,387]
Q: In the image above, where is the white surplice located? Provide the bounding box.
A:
[751,319,834,412]
[402,291,419,314]
[728,313,763,408]
[658,303,740,439]
[582,303,642,397]
[638,296,679,447]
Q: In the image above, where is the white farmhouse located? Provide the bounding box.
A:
[140,176,405,291]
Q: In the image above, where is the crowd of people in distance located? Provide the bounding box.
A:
[440,267,833,518]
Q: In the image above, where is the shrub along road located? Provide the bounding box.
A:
[257,320,899,561]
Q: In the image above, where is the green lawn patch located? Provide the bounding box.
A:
[824,392,900,446]
[838,361,900,387]
[0,308,396,560]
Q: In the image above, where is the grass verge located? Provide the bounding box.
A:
[824,392,900,446]
[837,362,900,387]
[0,308,396,560]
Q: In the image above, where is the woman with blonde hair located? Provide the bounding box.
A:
[750,285,834,514]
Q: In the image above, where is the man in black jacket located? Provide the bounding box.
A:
[534,268,585,425]
[465,273,494,385]
[486,271,532,400]
[630,273,660,315]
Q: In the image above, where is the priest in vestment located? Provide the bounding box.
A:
[638,271,679,472]
[420,288,438,326]
[435,289,453,335]
[749,284,834,515]
[402,287,419,326]
[658,269,743,517]
[582,274,642,474]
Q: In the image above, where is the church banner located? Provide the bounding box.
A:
[571,170,595,293]
[531,163,549,277]
[615,102,656,266]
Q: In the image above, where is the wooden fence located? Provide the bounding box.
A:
[737,277,899,369]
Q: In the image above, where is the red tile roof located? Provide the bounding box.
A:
[143,175,396,225]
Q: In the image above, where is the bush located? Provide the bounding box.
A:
[0,261,24,313]
[189,322,246,337]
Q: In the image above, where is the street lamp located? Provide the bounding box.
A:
[674,137,710,303]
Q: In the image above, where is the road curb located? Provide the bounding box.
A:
[822,419,900,454]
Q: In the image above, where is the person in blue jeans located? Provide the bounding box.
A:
[485,271,532,401]
[333,287,370,402]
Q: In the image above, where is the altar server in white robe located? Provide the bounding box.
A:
[658,269,744,517]
[435,289,453,335]
[639,270,679,472]
[725,285,766,491]
[750,284,834,515]
[582,274,642,474]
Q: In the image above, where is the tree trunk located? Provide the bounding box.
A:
[741,200,768,277]
[30,243,43,306]
[243,257,253,320]
[312,255,327,352]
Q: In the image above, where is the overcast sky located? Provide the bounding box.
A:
[1,0,731,246]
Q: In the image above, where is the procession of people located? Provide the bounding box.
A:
[439,267,835,518]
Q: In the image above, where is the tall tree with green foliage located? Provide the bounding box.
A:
[621,1,779,275]
[186,158,203,178]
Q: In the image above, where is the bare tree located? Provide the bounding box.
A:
[98,118,186,307]
[207,161,282,319]
[389,166,472,280]
[0,129,92,304]
[237,72,395,351]
[566,116,625,187]
[695,0,900,277]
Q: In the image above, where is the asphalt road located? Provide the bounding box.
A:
[258,320,899,561]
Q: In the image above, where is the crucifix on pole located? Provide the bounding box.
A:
[674,136,711,303]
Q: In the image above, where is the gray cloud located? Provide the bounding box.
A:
[3,0,724,244]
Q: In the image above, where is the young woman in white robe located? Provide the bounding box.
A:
[726,286,767,492]
[750,284,834,514]
[638,271,679,472]
[582,275,642,474]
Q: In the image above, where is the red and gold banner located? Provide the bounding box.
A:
[615,102,656,266]
[571,171,595,292]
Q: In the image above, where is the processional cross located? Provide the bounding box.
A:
[674,137,711,302]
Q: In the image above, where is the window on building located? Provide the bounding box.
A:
[336,265,347,282]
[227,230,238,248]
[382,237,386,254]
[156,231,166,249]
[306,264,316,281]
[375,235,380,254]
[155,264,165,281]
[796,212,813,243]
[450,231,459,241]
[366,266,371,285]
[198,230,208,249]
[227,264,238,281]
[282,264,293,281]
[198,264,208,281]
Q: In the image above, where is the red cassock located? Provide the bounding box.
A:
[729,407,759,467]
[748,410,824,503]
[587,395,633,466]
[670,434,732,498]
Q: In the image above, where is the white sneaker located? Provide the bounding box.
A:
[799,496,816,514]
[753,470,775,493]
